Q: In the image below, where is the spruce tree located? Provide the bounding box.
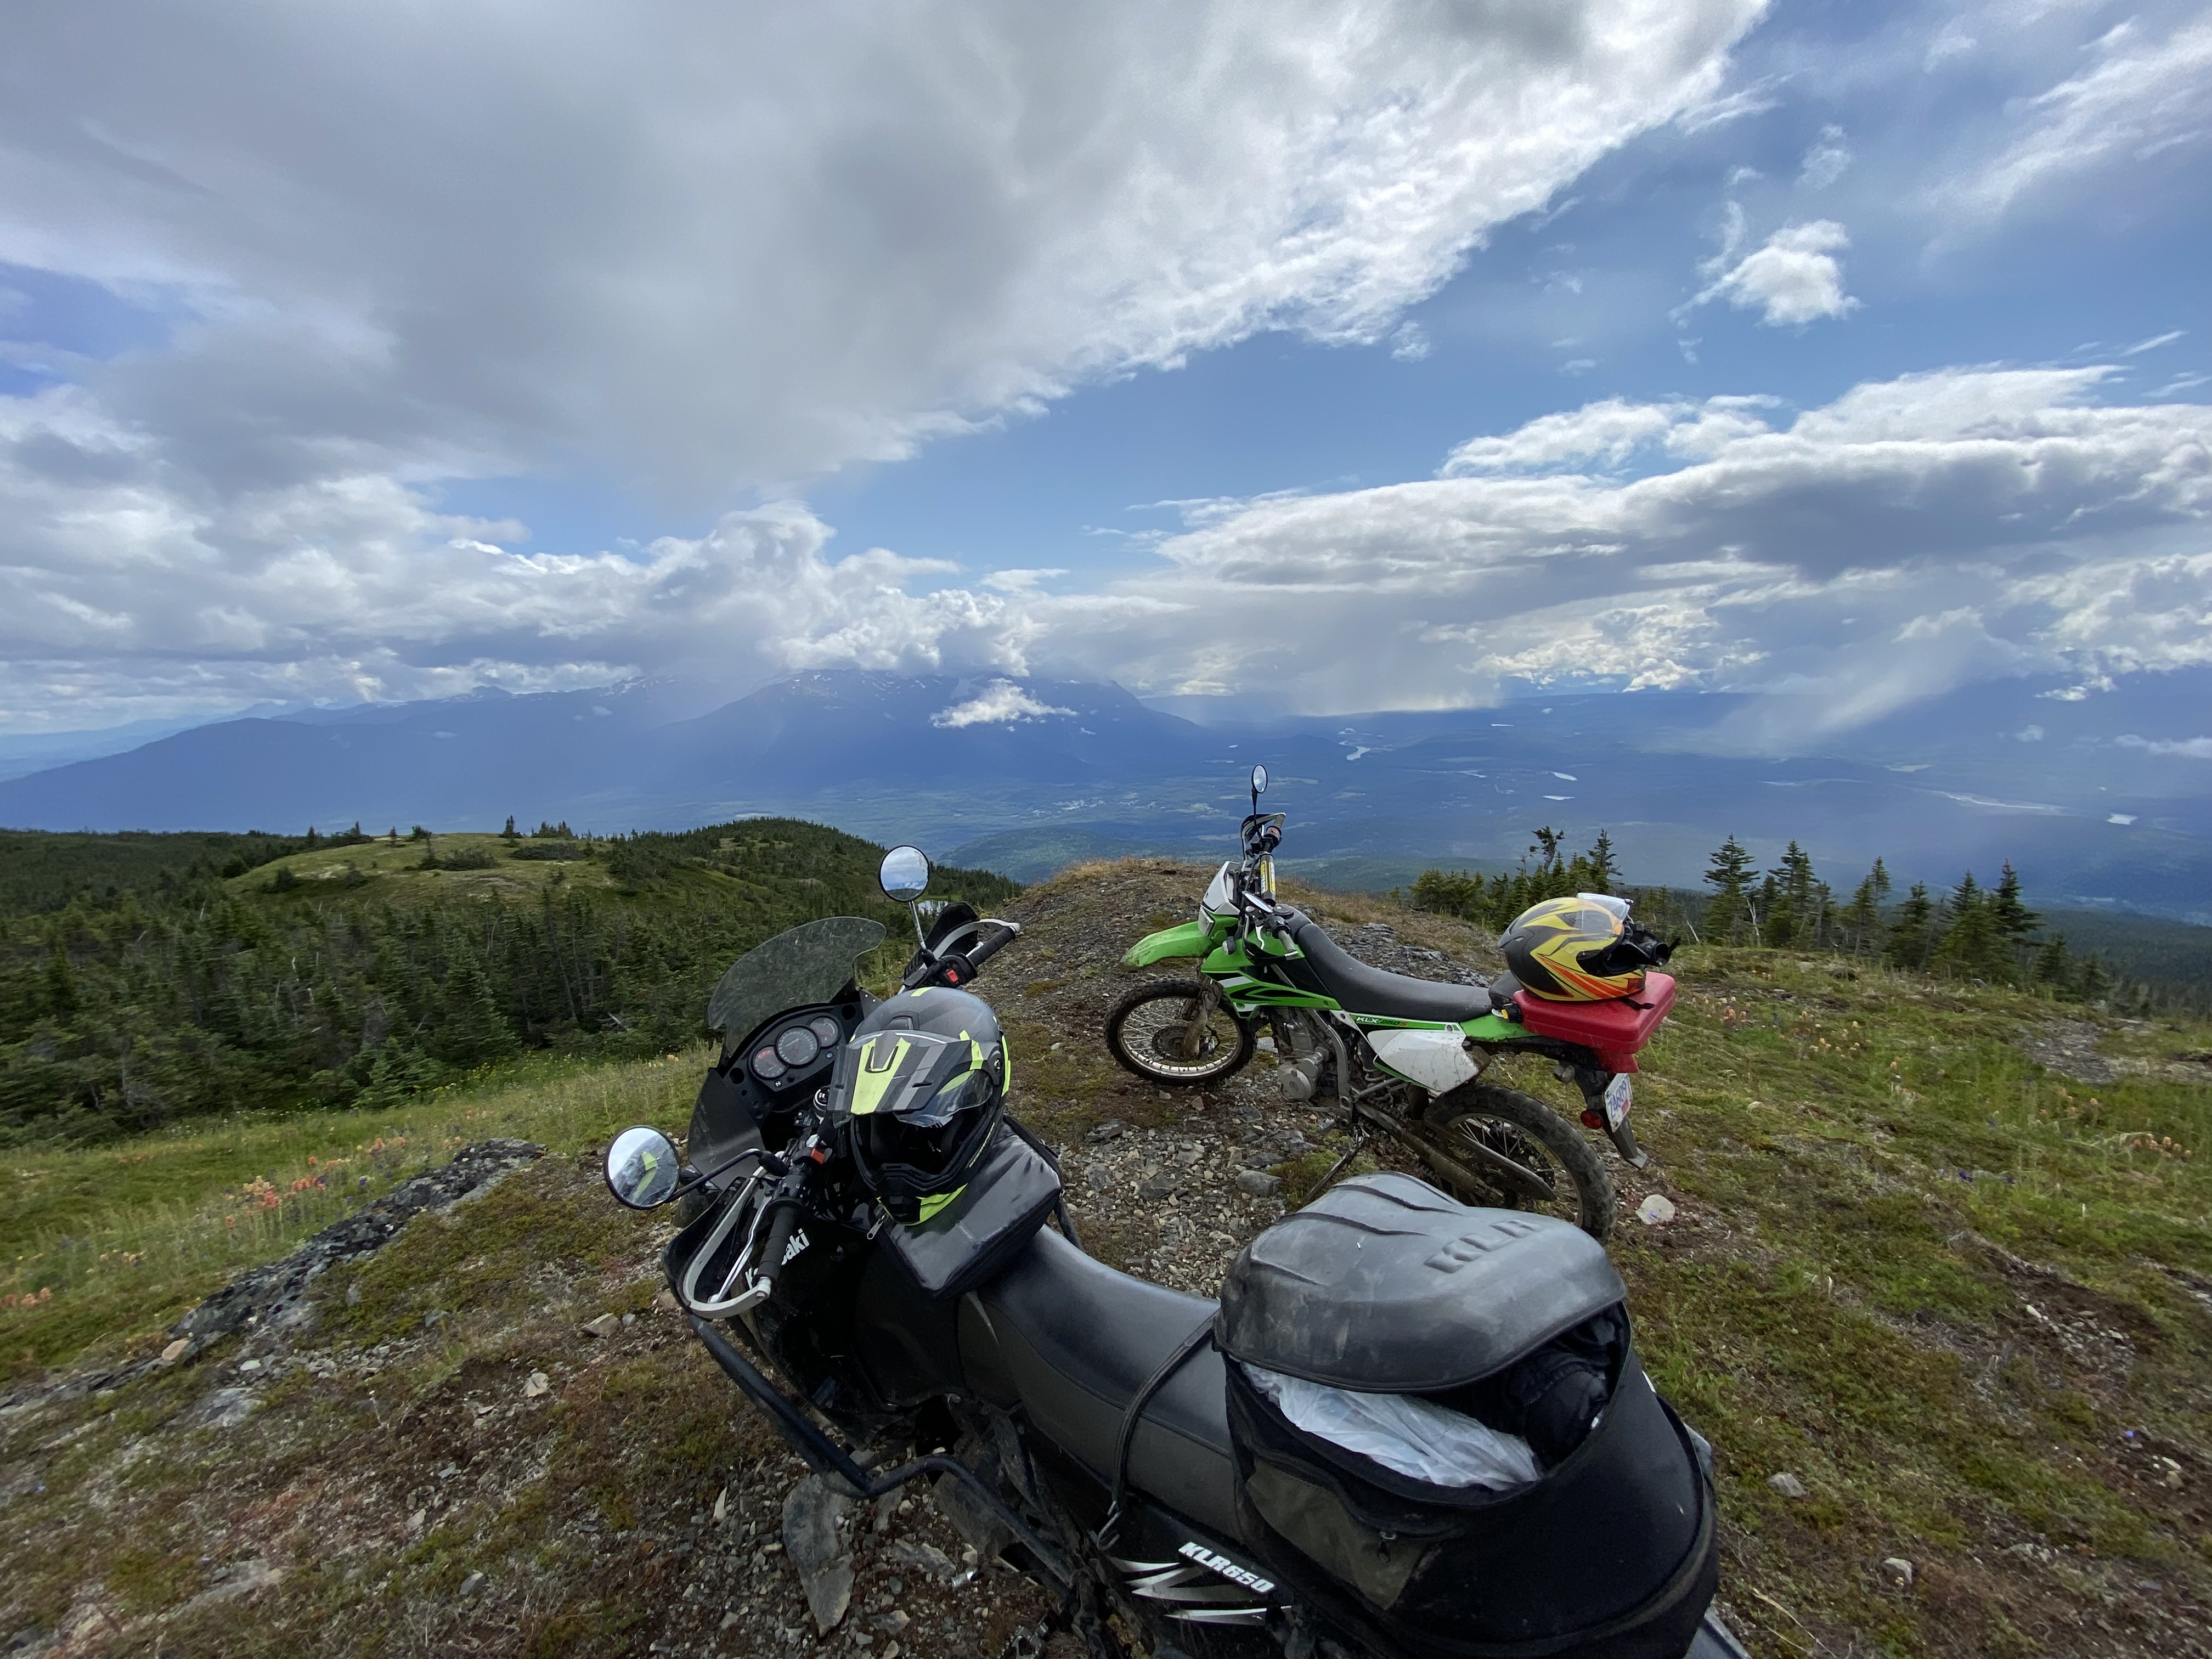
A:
[2033,933,2072,990]
[42,941,79,1019]
[1989,861,2039,960]
[2074,953,2112,1003]
[1703,835,1757,945]
[1587,830,1620,894]
[1765,842,1823,949]
[1838,859,1891,957]
[1933,889,2008,983]
[433,947,515,1068]
[359,1039,441,1109]
[1886,882,1938,970]
[1950,871,1980,915]
[1752,873,1780,947]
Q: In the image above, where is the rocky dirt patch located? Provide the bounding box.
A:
[173,1138,547,1354]
[2014,1017,2212,1086]
[2016,1019,2126,1085]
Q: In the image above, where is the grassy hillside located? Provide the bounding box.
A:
[0,819,1016,1144]
[1,859,2206,1658]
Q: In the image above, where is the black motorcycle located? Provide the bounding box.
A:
[601,845,1746,1659]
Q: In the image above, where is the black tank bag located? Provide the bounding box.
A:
[1216,1174,1717,1659]
[881,1123,1063,1300]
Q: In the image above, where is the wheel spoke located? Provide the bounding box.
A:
[1112,986,1245,1081]
[1446,1117,1564,1212]
[1421,1084,1614,1242]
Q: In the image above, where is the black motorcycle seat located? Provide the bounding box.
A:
[1282,911,1492,1023]
[964,1226,1238,1538]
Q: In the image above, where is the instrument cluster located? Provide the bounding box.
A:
[748,1012,845,1087]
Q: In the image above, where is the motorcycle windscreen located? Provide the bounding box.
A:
[686,1066,766,1190]
[707,916,888,1058]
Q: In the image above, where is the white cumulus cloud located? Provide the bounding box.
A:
[1690,220,1860,327]
[931,681,1076,729]
[16,359,2204,740]
[0,2,1767,490]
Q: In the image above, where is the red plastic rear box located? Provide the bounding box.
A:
[1511,972,1676,1073]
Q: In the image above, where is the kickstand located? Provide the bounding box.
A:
[1308,1128,1368,1197]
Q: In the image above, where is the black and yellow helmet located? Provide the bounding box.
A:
[828,986,1007,1225]
[1502,894,1672,1002]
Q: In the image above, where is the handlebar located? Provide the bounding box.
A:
[752,1197,803,1293]
[900,918,1020,990]
[964,919,1019,968]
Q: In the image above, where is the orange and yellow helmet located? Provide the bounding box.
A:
[1502,894,1658,1002]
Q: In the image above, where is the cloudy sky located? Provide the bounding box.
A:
[2,0,2208,740]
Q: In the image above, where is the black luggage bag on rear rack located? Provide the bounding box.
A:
[1216,1173,1717,1659]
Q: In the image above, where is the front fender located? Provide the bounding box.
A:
[1121,920,1212,967]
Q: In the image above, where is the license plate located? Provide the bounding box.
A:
[1602,1074,1633,1130]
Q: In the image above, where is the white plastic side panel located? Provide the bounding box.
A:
[1365,1028,1477,1095]
[1200,861,1236,919]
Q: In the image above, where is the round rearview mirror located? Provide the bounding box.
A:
[1251,764,1268,794]
[605,1125,681,1209]
[879,844,932,904]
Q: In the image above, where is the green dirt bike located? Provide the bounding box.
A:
[1106,767,1676,1242]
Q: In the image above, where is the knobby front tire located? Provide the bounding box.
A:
[1104,977,1256,1087]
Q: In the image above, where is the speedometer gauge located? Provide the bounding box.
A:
[775,1025,821,1067]
[751,1045,787,1082]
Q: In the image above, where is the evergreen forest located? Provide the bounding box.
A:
[1410,828,2193,1012]
[7,809,2202,1146]
[0,820,1016,1145]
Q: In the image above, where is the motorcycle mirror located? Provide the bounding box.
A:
[1250,763,1268,795]
[878,844,932,904]
[605,1125,681,1209]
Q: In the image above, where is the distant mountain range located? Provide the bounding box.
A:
[3,668,2208,923]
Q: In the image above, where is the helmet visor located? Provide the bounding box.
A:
[832,1028,996,1129]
